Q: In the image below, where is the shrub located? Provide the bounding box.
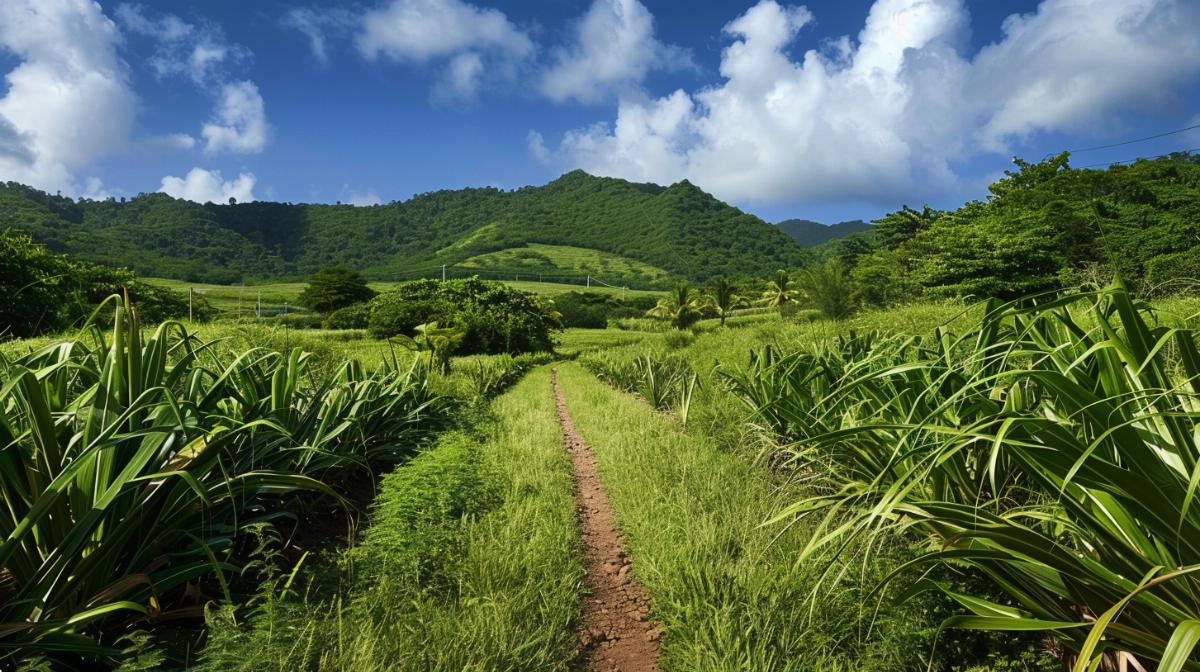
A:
[366,277,557,355]
[297,267,376,314]
[1145,246,1200,295]
[323,302,371,329]
[553,291,613,329]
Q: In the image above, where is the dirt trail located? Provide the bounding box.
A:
[552,369,661,672]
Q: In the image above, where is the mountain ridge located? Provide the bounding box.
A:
[0,172,810,285]
[776,218,871,247]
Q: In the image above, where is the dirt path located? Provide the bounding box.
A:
[552,369,661,672]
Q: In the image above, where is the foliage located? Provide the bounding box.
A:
[838,154,1200,306]
[0,297,440,667]
[646,283,705,330]
[321,302,370,329]
[758,270,801,315]
[366,278,557,355]
[553,291,615,329]
[709,277,748,327]
[297,268,376,314]
[796,258,854,319]
[0,229,205,339]
[722,282,1200,670]
[197,369,582,671]
[0,171,810,284]
[393,322,467,374]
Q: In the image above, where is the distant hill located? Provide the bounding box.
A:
[776,219,872,247]
[0,171,810,285]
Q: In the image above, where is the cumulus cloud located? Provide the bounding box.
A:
[282,7,357,65]
[160,167,256,203]
[0,0,136,194]
[201,81,269,155]
[356,0,533,99]
[541,0,692,104]
[546,0,1200,205]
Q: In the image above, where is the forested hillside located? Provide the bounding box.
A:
[0,171,809,284]
[775,218,870,246]
[828,153,1200,304]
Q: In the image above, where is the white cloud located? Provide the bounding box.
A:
[527,130,550,163]
[540,0,692,104]
[357,0,533,99]
[548,0,1200,205]
[282,7,357,65]
[201,81,269,155]
[345,188,382,206]
[0,0,136,194]
[160,167,256,203]
[115,3,246,85]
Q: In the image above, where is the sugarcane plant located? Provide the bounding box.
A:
[724,280,1200,671]
[0,295,440,666]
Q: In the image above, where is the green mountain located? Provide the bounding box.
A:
[0,171,809,286]
[776,219,871,247]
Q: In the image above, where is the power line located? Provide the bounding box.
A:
[1079,146,1200,169]
[1067,123,1200,153]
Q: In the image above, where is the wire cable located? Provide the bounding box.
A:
[1067,123,1200,153]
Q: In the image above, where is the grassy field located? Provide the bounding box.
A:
[144,276,662,318]
[458,243,671,287]
[11,288,1200,670]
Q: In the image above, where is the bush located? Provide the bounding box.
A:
[1,229,203,338]
[366,277,557,355]
[323,303,371,329]
[297,268,377,314]
[1145,246,1200,295]
[553,291,613,329]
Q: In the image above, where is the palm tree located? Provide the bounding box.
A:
[758,270,799,316]
[797,259,853,319]
[709,277,746,327]
[647,283,704,330]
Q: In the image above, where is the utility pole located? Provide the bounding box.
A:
[586,274,591,288]
[256,291,261,318]
[442,264,447,282]
[188,287,194,323]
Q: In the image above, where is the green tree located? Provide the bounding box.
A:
[647,283,704,330]
[297,267,376,314]
[758,270,799,316]
[797,259,854,319]
[708,277,746,327]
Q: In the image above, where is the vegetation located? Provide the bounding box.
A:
[366,278,558,355]
[0,228,204,338]
[198,368,582,671]
[297,267,376,314]
[776,218,870,247]
[721,282,1200,670]
[459,243,671,288]
[646,283,706,330]
[0,297,440,667]
[0,171,809,284]
[830,153,1200,306]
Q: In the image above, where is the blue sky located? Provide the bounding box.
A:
[1,0,1198,224]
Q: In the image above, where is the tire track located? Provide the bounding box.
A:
[552,369,661,672]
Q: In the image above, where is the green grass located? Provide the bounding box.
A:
[142,276,663,319]
[459,243,671,287]
[197,366,583,671]
[553,362,939,671]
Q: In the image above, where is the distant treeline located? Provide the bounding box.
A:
[820,152,1200,305]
